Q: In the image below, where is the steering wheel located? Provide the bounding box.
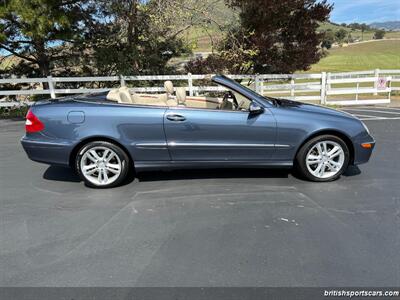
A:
[222,91,239,110]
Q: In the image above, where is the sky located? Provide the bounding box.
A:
[327,0,400,24]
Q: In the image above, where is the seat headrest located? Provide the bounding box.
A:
[118,86,133,104]
[164,81,174,94]
[176,87,186,105]
[106,88,120,102]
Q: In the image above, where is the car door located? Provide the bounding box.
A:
[163,106,276,161]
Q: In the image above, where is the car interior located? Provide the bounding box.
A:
[106,81,252,111]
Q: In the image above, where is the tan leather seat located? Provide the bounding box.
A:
[164,81,174,95]
[118,86,134,104]
[109,86,167,106]
[163,81,177,106]
[176,87,186,106]
[185,96,221,109]
[106,88,120,102]
[219,98,233,110]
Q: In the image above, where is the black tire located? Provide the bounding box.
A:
[295,135,350,182]
[75,141,130,188]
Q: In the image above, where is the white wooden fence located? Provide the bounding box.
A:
[1,69,399,107]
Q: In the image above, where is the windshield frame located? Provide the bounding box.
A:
[211,75,275,107]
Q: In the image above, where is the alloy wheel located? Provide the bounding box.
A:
[80,146,122,186]
[305,140,345,179]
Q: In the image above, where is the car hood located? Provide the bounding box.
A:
[271,98,355,119]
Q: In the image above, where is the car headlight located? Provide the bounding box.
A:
[361,121,370,134]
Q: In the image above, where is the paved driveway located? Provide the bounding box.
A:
[0,111,399,287]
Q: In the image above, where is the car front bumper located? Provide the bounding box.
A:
[353,135,375,165]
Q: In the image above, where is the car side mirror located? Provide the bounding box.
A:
[249,102,264,114]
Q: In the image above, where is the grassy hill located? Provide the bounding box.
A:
[319,22,400,41]
[189,20,400,52]
[307,39,400,72]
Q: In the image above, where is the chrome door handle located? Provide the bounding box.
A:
[166,114,186,122]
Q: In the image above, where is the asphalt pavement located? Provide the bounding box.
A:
[0,108,399,287]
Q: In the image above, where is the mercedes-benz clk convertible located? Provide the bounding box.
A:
[21,75,375,188]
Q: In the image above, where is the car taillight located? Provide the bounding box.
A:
[25,109,44,133]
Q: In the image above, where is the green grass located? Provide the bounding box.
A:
[308,40,400,72]
[317,22,400,41]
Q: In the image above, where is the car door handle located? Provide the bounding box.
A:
[166,114,186,122]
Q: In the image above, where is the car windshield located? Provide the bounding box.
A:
[213,75,276,106]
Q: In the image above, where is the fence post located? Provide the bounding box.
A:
[327,72,331,90]
[373,68,379,95]
[320,72,327,105]
[259,76,264,95]
[290,78,295,97]
[255,74,260,94]
[47,76,56,99]
[120,75,126,87]
[188,73,193,96]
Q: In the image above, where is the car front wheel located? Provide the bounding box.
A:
[296,135,350,182]
[76,141,130,188]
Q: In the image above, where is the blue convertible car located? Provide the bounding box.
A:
[21,75,375,188]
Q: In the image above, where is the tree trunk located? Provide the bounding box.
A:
[127,0,138,47]
[34,39,51,89]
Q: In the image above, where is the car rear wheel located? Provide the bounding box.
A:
[76,141,130,188]
[296,135,350,182]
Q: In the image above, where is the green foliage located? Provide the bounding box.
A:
[187,0,332,74]
[0,105,29,119]
[335,29,348,43]
[81,0,191,76]
[374,30,386,40]
[321,30,335,49]
[0,0,192,77]
[0,0,98,77]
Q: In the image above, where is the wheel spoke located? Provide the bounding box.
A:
[107,163,120,170]
[330,148,343,159]
[307,159,320,166]
[322,142,328,154]
[83,164,96,171]
[89,150,101,160]
[329,160,341,167]
[106,166,120,174]
[86,152,98,163]
[326,162,336,172]
[316,143,323,155]
[328,146,339,156]
[105,152,115,163]
[307,154,320,160]
[97,170,103,183]
[83,164,98,176]
[312,162,323,176]
[102,169,109,183]
[102,149,110,160]
[319,165,326,177]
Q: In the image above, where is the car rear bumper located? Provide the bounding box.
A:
[21,136,72,166]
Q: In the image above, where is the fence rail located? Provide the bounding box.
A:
[1,69,399,107]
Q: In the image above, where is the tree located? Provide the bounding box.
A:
[374,30,385,40]
[0,0,99,78]
[360,23,368,41]
[188,0,332,74]
[321,30,335,49]
[335,29,348,43]
[0,0,196,78]
[78,0,194,76]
